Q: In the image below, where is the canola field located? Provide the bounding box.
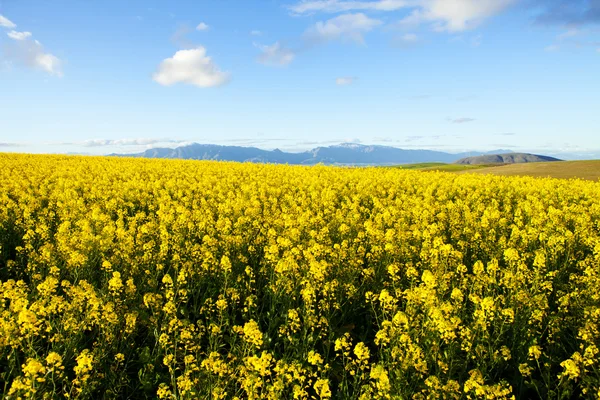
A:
[1,153,599,399]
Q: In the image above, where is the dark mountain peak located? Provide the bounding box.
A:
[113,143,555,166]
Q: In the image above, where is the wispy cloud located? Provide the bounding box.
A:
[250,30,263,36]
[7,30,31,40]
[0,14,16,28]
[410,94,432,100]
[292,0,517,32]
[304,13,382,44]
[0,142,22,147]
[394,32,419,47]
[4,39,63,76]
[255,41,295,66]
[405,135,426,142]
[405,135,445,142]
[535,0,600,26]
[557,28,581,39]
[450,117,476,124]
[456,95,477,101]
[471,34,483,47]
[336,76,357,85]
[545,27,600,52]
[171,24,195,48]
[399,0,517,32]
[80,138,187,147]
[153,47,230,88]
[290,0,409,14]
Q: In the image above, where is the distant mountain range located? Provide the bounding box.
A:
[113,143,520,165]
[455,153,562,165]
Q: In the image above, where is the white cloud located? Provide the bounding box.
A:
[545,44,560,52]
[3,35,63,76]
[400,0,517,32]
[7,30,32,40]
[196,22,209,31]
[153,47,230,88]
[250,30,262,36]
[304,13,382,44]
[0,14,16,28]
[336,76,357,85]
[255,42,295,66]
[292,0,516,32]
[34,52,62,75]
[290,0,410,14]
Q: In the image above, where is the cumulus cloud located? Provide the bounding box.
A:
[196,22,209,31]
[153,47,230,88]
[292,0,516,32]
[7,30,32,40]
[450,117,476,123]
[304,13,382,44]
[336,76,357,85]
[0,14,16,28]
[255,42,295,66]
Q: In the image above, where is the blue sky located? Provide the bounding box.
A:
[1,0,599,158]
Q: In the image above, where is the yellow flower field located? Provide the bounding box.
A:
[1,153,599,399]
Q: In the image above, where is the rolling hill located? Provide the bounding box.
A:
[455,153,562,165]
[459,160,600,181]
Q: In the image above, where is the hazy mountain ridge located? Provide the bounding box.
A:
[455,153,562,165]
[113,143,518,165]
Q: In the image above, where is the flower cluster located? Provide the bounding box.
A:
[1,153,599,398]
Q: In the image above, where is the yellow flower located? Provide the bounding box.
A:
[559,359,580,380]
[313,378,332,399]
[528,345,542,360]
[307,350,324,366]
[22,358,45,377]
[241,320,264,348]
[108,271,123,293]
[354,342,370,362]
